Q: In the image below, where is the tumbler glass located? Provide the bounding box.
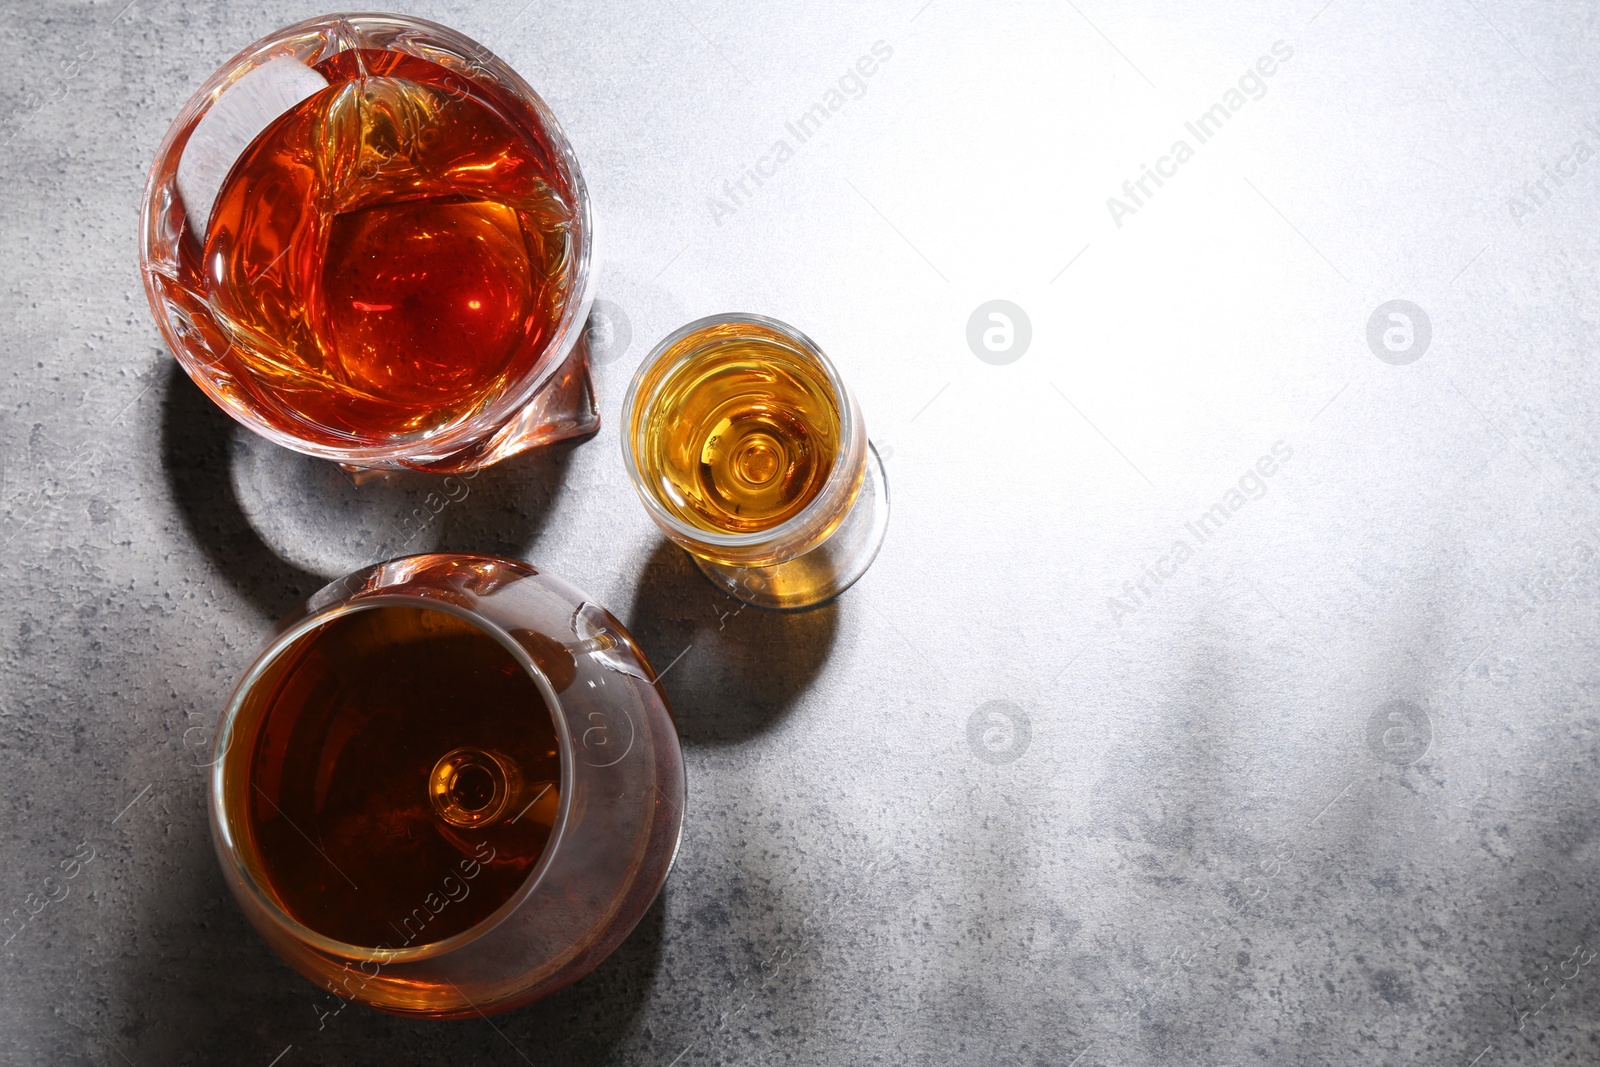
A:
[209,554,683,1017]
[139,14,598,473]
[621,314,889,610]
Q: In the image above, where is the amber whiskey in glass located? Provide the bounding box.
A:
[141,15,599,472]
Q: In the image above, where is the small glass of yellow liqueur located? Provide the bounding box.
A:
[622,314,888,610]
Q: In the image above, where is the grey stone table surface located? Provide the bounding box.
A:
[3,0,1599,1063]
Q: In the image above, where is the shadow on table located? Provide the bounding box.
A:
[625,538,839,745]
[159,363,576,620]
[159,362,323,620]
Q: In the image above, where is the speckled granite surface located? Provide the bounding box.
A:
[4,1,1600,1063]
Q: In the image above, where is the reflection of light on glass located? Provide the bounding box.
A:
[570,602,649,681]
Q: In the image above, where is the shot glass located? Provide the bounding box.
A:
[622,314,889,610]
[210,554,683,1017]
[139,14,598,474]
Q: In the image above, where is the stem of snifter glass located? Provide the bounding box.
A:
[424,629,612,830]
[690,436,887,610]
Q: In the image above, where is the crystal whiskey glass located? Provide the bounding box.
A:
[139,14,599,473]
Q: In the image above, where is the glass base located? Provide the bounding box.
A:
[693,442,890,611]
[338,340,599,481]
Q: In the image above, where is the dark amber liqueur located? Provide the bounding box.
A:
[191,49,577,447]
[239,605,561,949]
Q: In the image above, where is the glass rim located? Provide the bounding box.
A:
[138,11,596,467]
[619,312,860,551]
[208,593,576,966]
